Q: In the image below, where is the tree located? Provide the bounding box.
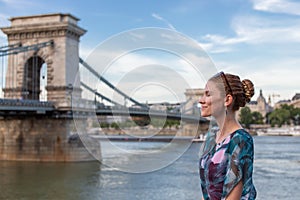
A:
[100,122,110,128]
[150,118,165,128]
[163,119,180,129]
[239,107,253,128]
[291,107,300,125]
[267,104,300,127]
[111,122,120,130]
[269,107,291,127]
[251,111,264,124]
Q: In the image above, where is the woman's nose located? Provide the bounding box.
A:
[199,96,204,104]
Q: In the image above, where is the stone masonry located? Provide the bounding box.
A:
[183,88,209,137]
[0,13,96,162]
[0,116,96,161]
[1,13,85,109]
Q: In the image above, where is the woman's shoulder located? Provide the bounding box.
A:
[230,129,255,157]
[231,129,254,144]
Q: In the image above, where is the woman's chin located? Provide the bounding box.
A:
[201,113,210,117]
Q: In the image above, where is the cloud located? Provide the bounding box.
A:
[0,0,39,10]
[212,53,300,101]
[196,0,300,54]
[232,15,300,43]
[199,14,300,54]
[252,0,300,15]
[250,67,300,101]
[151,13,176,30]
[79,48,209,104]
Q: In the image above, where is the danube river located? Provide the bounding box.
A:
[1,136,299,200]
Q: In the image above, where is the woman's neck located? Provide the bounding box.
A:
[215,111,242,143]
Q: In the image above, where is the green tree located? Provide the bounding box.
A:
[111,122,120,130]
[269,108,290,127]
[239,107,253,128]
[150,118,165,128]
[268,104,300,127]
[100,122,110,128]
[251,111,264,124]
[291,107,300,125]
[163,119,180,129]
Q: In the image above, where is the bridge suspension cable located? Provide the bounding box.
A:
[80,81,122,106]
[0,40,54,57]
[0,42,21,52]
[79,57,148,109]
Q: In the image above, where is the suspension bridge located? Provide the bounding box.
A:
[0,13,208,162]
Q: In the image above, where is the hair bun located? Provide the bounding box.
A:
[242,79,254,103]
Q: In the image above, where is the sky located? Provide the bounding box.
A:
[0,0,299,105]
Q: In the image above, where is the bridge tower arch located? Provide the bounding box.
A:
[22,54,45,100]
[1,13,86,108]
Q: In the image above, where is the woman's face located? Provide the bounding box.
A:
[199,80,226,118]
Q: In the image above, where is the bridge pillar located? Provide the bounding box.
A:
[1,13,85,109]
[0,116,97,162]
[0,14,98,162]
[182,88,209,137]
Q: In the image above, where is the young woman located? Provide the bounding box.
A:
[199,72,257,200]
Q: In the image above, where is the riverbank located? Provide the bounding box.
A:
[88,127,182,135]
[256,126,300,136]
[91,135,198,142]
[88,127,206,142]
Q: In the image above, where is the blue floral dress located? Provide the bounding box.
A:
[199,129,256,200]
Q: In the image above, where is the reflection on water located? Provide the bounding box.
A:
[100,140,193,173]
[1,136,300,200]
[253,136,300,200]
[0,161,101,200]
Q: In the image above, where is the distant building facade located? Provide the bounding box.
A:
[148,102,181,111]
[247,89,273,118]
[290,93,300,108]
[275,93,300,108]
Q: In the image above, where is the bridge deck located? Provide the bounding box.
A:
[0,99,207,123]
[90,135,203,142]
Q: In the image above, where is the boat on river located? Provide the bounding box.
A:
[191,134,206,142]
[256,126,300,136]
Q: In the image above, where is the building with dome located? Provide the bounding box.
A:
[246,89,273,119]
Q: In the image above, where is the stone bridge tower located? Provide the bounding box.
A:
[0,14,97,162]
[183,88,209,137]
[1,13,85,109]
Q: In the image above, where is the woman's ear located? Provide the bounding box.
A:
[224,94,233,107]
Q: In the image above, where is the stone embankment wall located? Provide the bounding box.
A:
[0,116,96,162]
[91,122,209,137]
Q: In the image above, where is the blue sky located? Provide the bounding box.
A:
[0,0,300,104]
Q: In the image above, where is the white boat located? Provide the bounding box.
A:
[191,134,206,142]
[256,126,300,136]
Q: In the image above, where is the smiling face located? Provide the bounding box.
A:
[199,80,226,118]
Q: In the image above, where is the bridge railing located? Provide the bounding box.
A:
[0,98,54,107]
[0,98,55,113]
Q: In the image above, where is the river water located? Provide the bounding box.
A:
[1,136,299,200]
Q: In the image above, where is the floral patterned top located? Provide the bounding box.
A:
[199,129,256,200]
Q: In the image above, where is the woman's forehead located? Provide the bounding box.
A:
[205,81,217,90]
[205,81,225,95]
